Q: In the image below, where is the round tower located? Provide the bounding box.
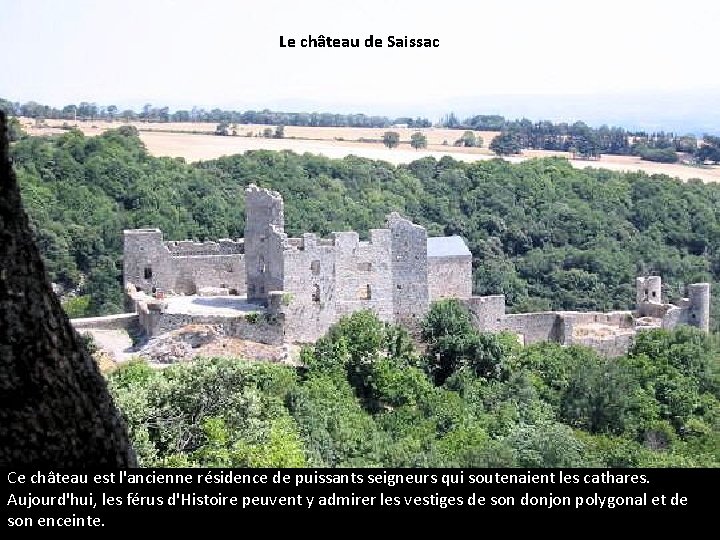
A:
[687,283,710,332]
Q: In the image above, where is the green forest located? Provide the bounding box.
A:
[10,126,720,328]
[9,126,720,466]
[107,306,720,467]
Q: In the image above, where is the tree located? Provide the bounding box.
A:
[410,131,427,150]
[0,112,136,466]
[456,131,481,148]
[7,117,24,141]
[215,122,229,136]
[274,125,285,139]
[489,132,522,155]
[106,105,117,122]
[383,131,400,149]
[697,135,720,164]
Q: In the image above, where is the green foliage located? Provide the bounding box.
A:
[61,295,91,318]
[107,312,718,468]
[13,128,720,326]
[410,131,427,150]
[455,131,481,148]
[383,131,400,149]
[80,332,98,355]
[490,132,522,155]
[107,357,301,466]
[8,116,25,141]
[697,136,720,164]
[421,299,514,384]
[636,145,679,163]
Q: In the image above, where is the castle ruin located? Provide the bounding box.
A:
[123,184,711,357]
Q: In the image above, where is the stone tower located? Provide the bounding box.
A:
[244,184,286,304]
[687,283,711,332]
[636,275,662,306]
[387,212,428,327]
[123,229,166,292]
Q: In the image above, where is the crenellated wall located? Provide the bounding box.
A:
[123,229,246,295]
[277,228,395,343]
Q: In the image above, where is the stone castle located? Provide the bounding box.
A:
[123,184,710,357]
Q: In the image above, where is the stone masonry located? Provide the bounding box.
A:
[123,184,711,356]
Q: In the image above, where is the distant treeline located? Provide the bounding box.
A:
[442,112,720,164]
[0,97,431,129]
[4,97,719,163]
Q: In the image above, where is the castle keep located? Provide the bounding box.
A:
[123,184,710,357]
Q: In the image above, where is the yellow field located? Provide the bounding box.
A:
[19,118,720,183]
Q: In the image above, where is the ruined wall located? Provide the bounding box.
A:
[71,313,138,331]
[165,239,244,256]
[279,229,394,343]
[388,212,428,329]
[464,295,506,330]
[244,184,285,304]
[428,256,472,301]
[661,306,686,329]
[570,334,635,358]
[126,285,283,344]
[144,313,283,345]
[123,229,173,291]
[636,276,662,306]
[124,229,246,294]
[637,302,674,319]
[170,255,245,295]
[498,312,563,345]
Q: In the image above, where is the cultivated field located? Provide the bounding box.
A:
[19,118,720,183]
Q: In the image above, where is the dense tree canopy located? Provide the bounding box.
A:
[107,309,720,467]
[9,127,720,332]
[7,121,719,468]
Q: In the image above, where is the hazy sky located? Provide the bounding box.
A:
[2,0,719,125]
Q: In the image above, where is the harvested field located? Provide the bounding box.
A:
[19,118,720,183]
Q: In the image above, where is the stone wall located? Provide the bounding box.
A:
[166,239,244,255]
[464,295,506,330]
[389,212,428,329]
[570,334,635,358]
[637,302,674,319]
[428,256,472,301]
[687,283,711,332]
[279,228,395,343]
[498,312,563,345]
[123,229,246,295]
[170,255,245,295]
[144,312,284,345]
[71,313,138,331]
[245,184,285,303]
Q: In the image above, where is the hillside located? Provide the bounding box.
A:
[10,126,720,331]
